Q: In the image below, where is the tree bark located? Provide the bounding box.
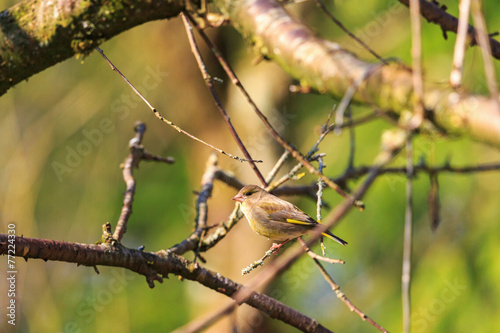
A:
[0,0,184,95]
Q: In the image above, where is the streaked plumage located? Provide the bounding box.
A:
[232,185,347,246]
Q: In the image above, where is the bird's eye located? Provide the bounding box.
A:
[246,190,256,196]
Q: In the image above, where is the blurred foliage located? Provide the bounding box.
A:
[1,0,500,332]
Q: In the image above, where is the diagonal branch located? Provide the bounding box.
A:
[397,0,500,60]
[181,12,266,186]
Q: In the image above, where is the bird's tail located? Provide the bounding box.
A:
[322,230,348,246]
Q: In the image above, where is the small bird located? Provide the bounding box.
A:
[232,185,347,250]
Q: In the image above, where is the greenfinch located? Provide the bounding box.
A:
[232,185,347,248]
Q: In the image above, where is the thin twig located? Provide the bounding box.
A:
[332,160,500,185]
[402,136,414,333]
[184,12,364,210]
[265,150,291,184]
[428,173,441,231]
[334,66,379,134]
[346,107,356,171]
[242,247,277,275]
[470,0,499,103]
[96,47,259,164]
[193,153,219,263]
[298,238,344,265]
[169,155,234,256]
[314,0,387,64]
[316,154,327,254]
[113,122,174,241]
[450,0,472,88]
[181,13,267,186]
[408,0,424,128]
[311,257,388,332]
[398,0,500,60]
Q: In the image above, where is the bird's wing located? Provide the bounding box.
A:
[263,204,317,226]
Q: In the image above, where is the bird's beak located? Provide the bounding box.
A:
[232,193,244,202]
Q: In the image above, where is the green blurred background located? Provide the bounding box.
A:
[1,0,500,332]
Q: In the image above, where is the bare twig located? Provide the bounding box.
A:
[113,122,174,241]
[334,65,380,134]
[346,107,356,171]
[265,150,291,184]
[193,153,220,262]
[316,154,327,254]
[408,0,424,128]
[450,0,472,88]
[181,13,267,186]
[428,173,441,231]
[311,257,388,332]
[402,137,414,333]
[398,0,500,60]
[96,47,259,163]
[169,155,234,256]
[470,0,499,102]
[242,247,278,275]
[298,237,344,265]
[313,0,387,64]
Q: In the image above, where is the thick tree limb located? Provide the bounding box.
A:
[0,234,331,332]
[0,0,183,95]
[214,0,500,148]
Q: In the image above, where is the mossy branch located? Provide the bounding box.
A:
[0,0,184,95]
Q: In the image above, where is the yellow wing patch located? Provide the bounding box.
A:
[285,218,314,226]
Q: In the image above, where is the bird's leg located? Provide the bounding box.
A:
[270,239,290,254]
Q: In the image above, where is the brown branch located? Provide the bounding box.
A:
[181,12,266,186]
[114,122,175,241]
[311,256,388,332]
[0,234,332,333]
[428,173,441,231]
[313,0,387,64]
[169,154,222,256]
[398,0,500,60]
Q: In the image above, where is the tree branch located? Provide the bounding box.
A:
[0,234,331,332]
[0,0,184,96]
[398,0,500,60]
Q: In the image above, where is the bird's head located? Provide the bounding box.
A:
[232,185,264,204]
